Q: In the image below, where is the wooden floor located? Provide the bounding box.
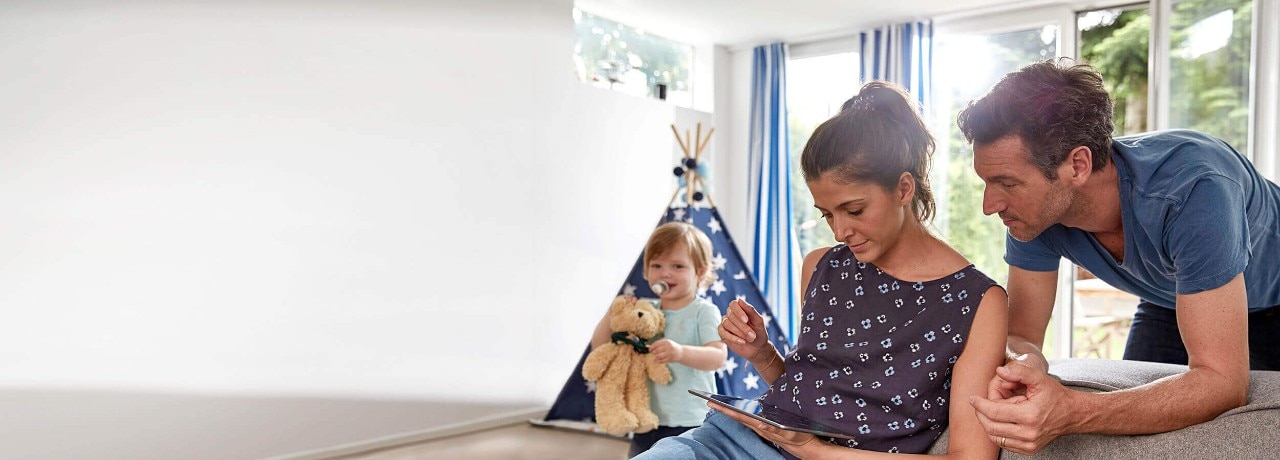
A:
[0,388,546,460]
[343,423,630,460]
[0,387,626,459]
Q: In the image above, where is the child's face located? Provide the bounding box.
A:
[646,241,702,303]
[808,172,909,265]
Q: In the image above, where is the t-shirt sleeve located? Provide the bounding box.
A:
[1167,175,1250,294]
[696,300,723,345]
[1003,231,1062,272]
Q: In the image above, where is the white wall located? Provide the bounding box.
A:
[719,47,756,261]
[0,0,709,405]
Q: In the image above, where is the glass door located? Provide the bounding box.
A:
[933,20,1074,357]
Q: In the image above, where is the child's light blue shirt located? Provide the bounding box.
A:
[649,296,722,427]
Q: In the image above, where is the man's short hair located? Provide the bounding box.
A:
[957,58,1114,180]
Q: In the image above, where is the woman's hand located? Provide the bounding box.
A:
[706,402,821,457]
[718,299,770,360]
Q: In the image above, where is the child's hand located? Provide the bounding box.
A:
[718,299,770,361]
[649,339,684,364]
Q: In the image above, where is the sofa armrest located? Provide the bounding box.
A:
[925,358,1280,458]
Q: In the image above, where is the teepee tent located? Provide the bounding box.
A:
[534,124,792,433]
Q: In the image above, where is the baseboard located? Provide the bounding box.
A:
[271,406,550,460]
[527,417,631,440]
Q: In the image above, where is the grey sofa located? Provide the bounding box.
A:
[926,358,1280,458]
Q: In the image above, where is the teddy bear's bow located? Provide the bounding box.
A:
[610,331,652,354]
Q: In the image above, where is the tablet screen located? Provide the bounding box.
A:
[688,389,857,439]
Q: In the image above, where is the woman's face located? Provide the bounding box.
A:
[808,171,910,264]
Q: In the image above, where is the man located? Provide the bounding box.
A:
[957,58,1280,454]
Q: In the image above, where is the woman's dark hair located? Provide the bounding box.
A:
[800,81,936,223]
[956,58,1114,180]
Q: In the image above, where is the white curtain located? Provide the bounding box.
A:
[748,42,800,342]
[859,21,939,225]
[859,21,933,108]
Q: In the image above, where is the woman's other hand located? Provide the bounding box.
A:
[718,299,770,360]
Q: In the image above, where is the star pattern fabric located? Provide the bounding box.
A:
[544,204,791,425]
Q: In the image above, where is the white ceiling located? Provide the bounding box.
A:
[574,0,1030,49]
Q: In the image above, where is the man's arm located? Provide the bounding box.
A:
[1067,273,1250,433]
[1004,266,1058,373]
[972,274,1250,454]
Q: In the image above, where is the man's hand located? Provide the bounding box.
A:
[989,352,1048,399]
[970,362,1077,455]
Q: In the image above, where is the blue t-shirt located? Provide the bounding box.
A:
[1005,130,1280,312]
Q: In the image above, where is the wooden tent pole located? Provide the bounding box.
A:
[695,128,715,161]
[665,185,682,210]
[695,123,702,159]
[695,175,716,209]
[685,128,694,205]
[670,124,689,154]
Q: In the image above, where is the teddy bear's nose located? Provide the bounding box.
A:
[637,312,644,318]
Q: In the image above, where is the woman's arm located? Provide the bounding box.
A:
[720,248,827,386]
[759,247,824,382]
[798,248,824,310]
[935,285,1007,459]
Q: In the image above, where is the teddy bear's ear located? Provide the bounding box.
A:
[610,296,630,313]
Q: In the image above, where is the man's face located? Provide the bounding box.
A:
[972,135,1074,242]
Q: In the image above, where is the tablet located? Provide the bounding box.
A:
[688,389,857,439]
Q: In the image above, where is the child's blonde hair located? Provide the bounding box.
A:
[644,222,717,289]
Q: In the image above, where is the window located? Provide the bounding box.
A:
[1079,5,1152,137]
[1078,0,1253,151]
[786,52,859,259]
[934,26,1059,289]
[783,51,858,330]
[1167,0,1253,152]
[1073,0,1255,360]
[1074,4,1153,360]
[783,0,1269,361]
[933,25,1065,356]
[571,8,694,106]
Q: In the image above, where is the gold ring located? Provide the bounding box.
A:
[999,436,1006,448]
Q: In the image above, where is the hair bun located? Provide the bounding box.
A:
[840,92,869,112]
[840,82,917,116]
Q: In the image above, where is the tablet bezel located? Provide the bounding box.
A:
[688,389,857,440]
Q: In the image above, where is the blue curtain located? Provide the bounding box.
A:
[748,43,799,343]
[859,21,933,108]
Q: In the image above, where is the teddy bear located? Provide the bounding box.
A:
[582,295,673,435]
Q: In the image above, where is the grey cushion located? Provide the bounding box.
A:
[926,358,1280,459]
